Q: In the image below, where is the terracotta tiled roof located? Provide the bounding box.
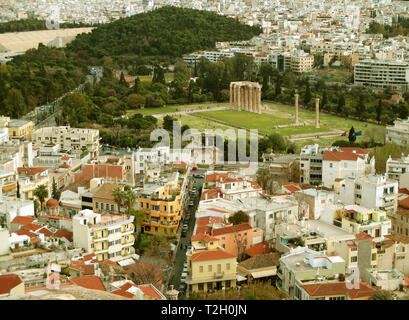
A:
[53,230,73,242]
[339,147,370,155]
[245,241,273,257]
[17,167,47,175]
[20,223,43,232]
[69,262,95,276]
[38,227,54,237]
[192,249,236,262]
[282,184,301,193]
[196,216,224,226]
[11,216,36,225]
[201,188,223,200]
[0,274,23,295]
[399,188,409,195]
[301,281,376,299]
[15,229,37,238]
[239,252,281,270]
[385,234,409,244]
[355,232,373,241]
[93,183,120,201]
[399,197,409,210]
[323,150,363,162]
[61,156,71,160]
[136,284,165,300]
[191,233,219,242]
[70,276,106,291]
[212,223,252,236]
[196,225,212,235]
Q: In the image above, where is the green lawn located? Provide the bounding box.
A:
[264,102,383,137]
[195,109,329,136]
[126,102,229,117]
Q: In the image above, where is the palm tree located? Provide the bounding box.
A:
[33,184,49,213]
[370,290,394,300]
[112,187,124,214]
[123,189,137,215]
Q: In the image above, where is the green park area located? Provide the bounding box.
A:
[126,102,228,117]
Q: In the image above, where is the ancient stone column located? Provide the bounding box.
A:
[244,86,248,111]
[315,98,320,128]
[229,83,233,108]
[295,94,299,124]
[237,85,241,111]
[249,86,254,113]
[257,87,262,114]
[234,85,239,110]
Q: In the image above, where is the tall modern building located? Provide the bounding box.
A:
[354,60,409,90]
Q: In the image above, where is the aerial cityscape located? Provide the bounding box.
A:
[0,0,409,305]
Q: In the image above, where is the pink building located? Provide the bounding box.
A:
[210,223,264,258]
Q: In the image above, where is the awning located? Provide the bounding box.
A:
[250,269,276,279]
[236,274,247,282]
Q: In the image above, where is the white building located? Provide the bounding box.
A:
[339,174,398,214]
[386,118,409,147]
[322,148,374,189]
[73,209,135,262]
[32,126,100,158]
[354,60,409,90]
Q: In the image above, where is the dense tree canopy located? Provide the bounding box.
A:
[66,6,261,58]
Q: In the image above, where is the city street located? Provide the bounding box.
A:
[169,170,206,295]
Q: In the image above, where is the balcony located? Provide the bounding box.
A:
[214,272,224,279]
[121,234,135,245]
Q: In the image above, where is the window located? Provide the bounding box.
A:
[198,283,204,291]
[199,266,203,273]
[351,256,358,262]
[208,265,212,272]
[226,263,230,271]
[217,264,221,273]
[344,162,347,168]
[329,163,333,168]
[101,203,104,210]
[95,202,98,209]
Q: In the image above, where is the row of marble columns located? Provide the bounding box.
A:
[229,82,262,114]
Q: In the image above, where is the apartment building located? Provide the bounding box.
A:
[299,144,327,186]
[334,205,391,239]
[0,169,17,197]
[339,174,398,214]
[208,223,264,258]
[17,167,50,200]
[322,147,373,189]
[277,247,346,300]
[243,195,299,240]
[332,233,378,280]
[186,237,237,295]
[139,171,184,237]
[32,126,100,158]
[386,154,409,184]
[377,234,409,276]
[293,188,335,220]
[354,59,409,90]
[386,118,409,147]
[290,50,314,73]
[73,209,135,262]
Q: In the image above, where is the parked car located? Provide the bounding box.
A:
[192,167,198,171]
[181,272,187,280]
[189,201,194,206]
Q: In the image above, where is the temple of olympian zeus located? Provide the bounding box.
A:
[229,81,262,114]
[294,93,320,128]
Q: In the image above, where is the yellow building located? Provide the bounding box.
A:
[8,119,35,141]
[73,209,135,262]
[139,178,183,237]
[186,237,237,295]
[92,183,123,213]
